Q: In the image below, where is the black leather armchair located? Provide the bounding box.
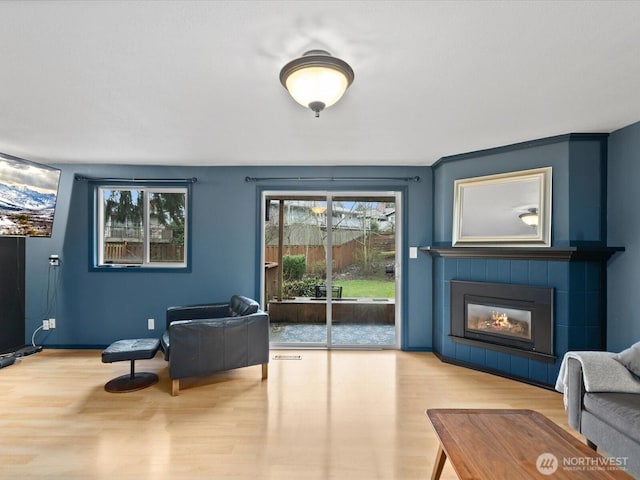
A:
[161,295,269,395]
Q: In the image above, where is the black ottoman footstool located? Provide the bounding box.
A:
[101,338,160,393]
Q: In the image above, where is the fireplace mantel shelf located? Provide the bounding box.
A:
[420,246,624,262]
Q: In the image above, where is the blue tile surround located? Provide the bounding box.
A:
[432,256,606,387]
[430,133,613,388]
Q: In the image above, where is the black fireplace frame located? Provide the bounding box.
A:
[450,280,555,362]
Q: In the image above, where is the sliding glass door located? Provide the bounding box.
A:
[264,196,329,345]
[329,195,397,346]
[262,191,400,349]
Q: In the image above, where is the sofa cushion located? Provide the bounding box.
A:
[615,341,640,378]
[584,392,640,443]
[229,295,259,316]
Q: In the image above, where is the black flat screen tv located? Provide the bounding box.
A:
[0,152,61,238]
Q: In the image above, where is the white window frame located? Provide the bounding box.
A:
[95,185,189,269]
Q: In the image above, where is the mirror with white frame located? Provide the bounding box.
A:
[452,167,552,246]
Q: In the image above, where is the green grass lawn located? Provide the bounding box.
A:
[333,279,395,298]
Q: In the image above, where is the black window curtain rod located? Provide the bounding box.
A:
[245,176,420,182]
[75,175,197,183]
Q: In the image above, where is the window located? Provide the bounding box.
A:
[94,185,189,269]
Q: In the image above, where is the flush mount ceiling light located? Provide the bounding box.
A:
[519,208,539,227]
[279,50,354,117]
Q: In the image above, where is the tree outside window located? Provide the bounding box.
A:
[97,186,188,268]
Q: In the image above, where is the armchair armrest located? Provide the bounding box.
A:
[166,302,230,330]
[162,303,231,358]
[566,357,586,431]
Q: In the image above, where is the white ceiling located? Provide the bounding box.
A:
[1,0,640,167]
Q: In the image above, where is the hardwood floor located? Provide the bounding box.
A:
[1,349,572,479]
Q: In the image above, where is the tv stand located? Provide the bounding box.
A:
[0,237,26,354]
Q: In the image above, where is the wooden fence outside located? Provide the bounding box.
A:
[104,242,183,262]
[265,237,361,273]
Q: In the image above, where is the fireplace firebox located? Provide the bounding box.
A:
[450,280,554,362]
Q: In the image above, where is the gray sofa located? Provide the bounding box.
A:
[161,295,269,396]
[564,356,640,477]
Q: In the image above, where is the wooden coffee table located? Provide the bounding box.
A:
[425,409,633,479]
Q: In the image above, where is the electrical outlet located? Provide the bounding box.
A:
[48,318,56,329]
[147,318,155,330]
[49,254,60,266]
[43,319,49,330]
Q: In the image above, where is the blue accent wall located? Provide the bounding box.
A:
[18,124,640,372]
[569,139,608,243]
[433,258,601,384]
[24,165,432,350]
[607,120,640,351]
[431,134,610,386]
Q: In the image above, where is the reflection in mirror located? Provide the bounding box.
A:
[518,208,538,227]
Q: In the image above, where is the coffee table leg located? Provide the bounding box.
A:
[431,444,447,480]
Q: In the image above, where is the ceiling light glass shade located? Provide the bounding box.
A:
[285,67,349,109]
[519,208,539,227]
[280,50,354,117]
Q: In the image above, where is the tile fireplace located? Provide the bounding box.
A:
[450,280,554,362]
[425,245,622,387]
